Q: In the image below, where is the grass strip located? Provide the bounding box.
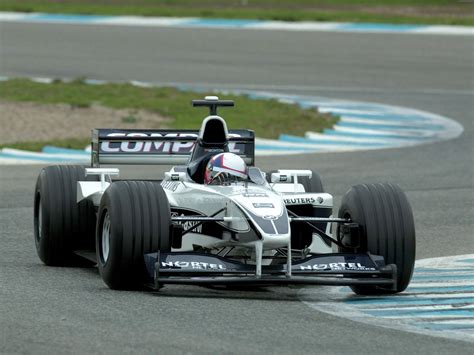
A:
[0,138,91,152]
[0,0,472,26]
[0,78,338,151]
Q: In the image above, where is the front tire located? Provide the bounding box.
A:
[338,183,416,294]
[96,181,171,290]
[34,165,98,266]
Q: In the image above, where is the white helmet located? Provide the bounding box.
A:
[204,153,248,185]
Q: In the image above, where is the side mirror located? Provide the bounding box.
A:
[271,172,292,183]
[164,172,186,182]
[270,170,312,183]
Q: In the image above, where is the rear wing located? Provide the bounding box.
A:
[91,129,255,167]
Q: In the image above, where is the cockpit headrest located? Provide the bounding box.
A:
[198,116,229,146]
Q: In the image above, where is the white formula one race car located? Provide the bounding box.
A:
[34,97,416,294]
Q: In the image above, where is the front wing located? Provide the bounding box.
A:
[144,252,397,290]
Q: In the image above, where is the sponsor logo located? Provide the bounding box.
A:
[243,193,268,198]
[284,197,316,205]
[101,133,196,153]
[263,215,279,220]
[299,262,376,271]
[161,261,226,270]
[252,202,274,208]
[171,212,203,233]
[100,132,242,154]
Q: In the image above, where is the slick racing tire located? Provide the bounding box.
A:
[299,170,324,194]
[96,181,171,290]
[34,165,98,266]
[338,183,416,294]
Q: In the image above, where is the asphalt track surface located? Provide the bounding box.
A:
[1,22,473,354]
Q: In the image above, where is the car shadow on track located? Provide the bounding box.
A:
[148,285,305,302]
[54,263,308,301]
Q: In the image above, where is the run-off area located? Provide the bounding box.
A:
[299,254,474,342]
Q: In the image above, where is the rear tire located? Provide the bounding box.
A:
[34,165,98,266]
[96,181,171,290]
[299,170,324,194]
[338,183,416,294]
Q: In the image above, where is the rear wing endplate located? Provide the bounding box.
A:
[91,129,255,167]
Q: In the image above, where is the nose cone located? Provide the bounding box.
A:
[230,189,291,247]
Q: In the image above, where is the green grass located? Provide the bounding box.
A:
[0,0,472,26]
[0,138,91,152]
[0,78,338,151]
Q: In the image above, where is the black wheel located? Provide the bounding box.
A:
[299,170,324,194]
[338,183,416,294]
[96,181,171,290]
[34,165,98,266]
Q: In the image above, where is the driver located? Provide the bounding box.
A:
[204,152,248,185]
